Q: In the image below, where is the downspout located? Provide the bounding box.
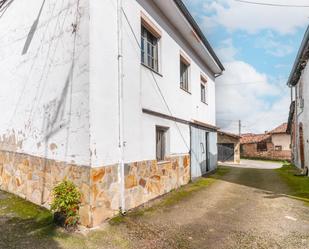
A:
[117,0,126,215]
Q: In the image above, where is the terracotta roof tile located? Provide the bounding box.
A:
[269,123,288,134]
[240,123,288,144]
[240,134,271,144]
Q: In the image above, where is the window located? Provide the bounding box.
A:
[156,127,167,161]
[141,26,159,72]
[275,145,282,151]
[180,58,190,92]
[201,76,207,103]
[257,142,267,152]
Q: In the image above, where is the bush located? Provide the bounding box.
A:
[51,180,81,229]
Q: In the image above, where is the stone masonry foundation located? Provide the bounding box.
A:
[0,150,190,227]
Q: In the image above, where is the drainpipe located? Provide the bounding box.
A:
[117,0,126,215]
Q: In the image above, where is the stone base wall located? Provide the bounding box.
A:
[0,150,190,227]
[90,154,190,227]
[241,143,291,161]
[0,150,92,225]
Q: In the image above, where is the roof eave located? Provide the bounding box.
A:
[287,26,309,87]
[173,0,225,72]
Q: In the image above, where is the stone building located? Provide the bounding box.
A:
[287,26,309,175]
[0,0,223,227]
[240,123,291,161]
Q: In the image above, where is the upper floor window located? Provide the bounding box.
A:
[180,56,190,92]
[201,76,207,103]
[141,25,159,72]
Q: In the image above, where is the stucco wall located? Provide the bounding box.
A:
[0,0,90,166]
[271,134,291,151]
[292,63,309,169]
[89,0,217,168]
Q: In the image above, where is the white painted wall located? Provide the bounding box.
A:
[89,0,218,167]
[271,134,291,151]
[0,0,219,169]
[294,63,309,169]
[0,0,90,166]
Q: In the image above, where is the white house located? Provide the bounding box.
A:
[287,26,309,175]
[0,0,224,227]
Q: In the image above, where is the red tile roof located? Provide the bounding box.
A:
[240,134,271,144]
[218,130,240,139]
[269,123,288,134]
[240,123,288,144]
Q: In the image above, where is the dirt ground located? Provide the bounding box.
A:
[1,161,309,249]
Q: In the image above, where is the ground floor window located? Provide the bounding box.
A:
[257,142,267,152]
[156,126,168,161]
[275,145,282,151]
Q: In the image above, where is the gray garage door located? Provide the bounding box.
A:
[218,143,234,162]
[190,126,210,178]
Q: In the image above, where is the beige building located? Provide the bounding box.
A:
[217,131,241,164]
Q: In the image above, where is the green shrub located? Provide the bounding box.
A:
[51,180,81,229]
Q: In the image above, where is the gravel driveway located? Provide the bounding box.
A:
[1,161,309,249]
[118,161,309,249]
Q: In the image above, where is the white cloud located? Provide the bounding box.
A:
[255,32,295,57]
[202,0,309,34]
[216,38,238,61]
[216,60,290,134]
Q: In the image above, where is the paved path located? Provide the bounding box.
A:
[219,159,283,169]
[121,161,309,249]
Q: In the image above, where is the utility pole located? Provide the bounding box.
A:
[239,120,241,136]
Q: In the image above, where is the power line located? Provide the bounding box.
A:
[121,7,191,151]
[217,78,288,86]
[234,0,309,8]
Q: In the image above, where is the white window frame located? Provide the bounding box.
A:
[180,55,190,93]
[201,76,208,104]
[156,126,169,161]
[141,13,161,73]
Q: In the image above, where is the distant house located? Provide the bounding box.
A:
[217,131,240,164]
[240,123,291,161]
[287,26,309,174]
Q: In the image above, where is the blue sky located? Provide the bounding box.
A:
[183,0,308,133]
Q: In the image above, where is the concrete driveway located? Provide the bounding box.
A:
[219,159,283,169]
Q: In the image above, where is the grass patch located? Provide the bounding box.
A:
[0,191,53,226]
[276,163,309,205]
[110,166,230,225]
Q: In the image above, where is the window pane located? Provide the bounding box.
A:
[141,25,159,72]
[156,128,166,161]
[201,84,205,102]
[180,61,189,91]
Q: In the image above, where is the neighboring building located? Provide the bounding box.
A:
[0,0,223,227]
[287,26,309,175]
[217,131,240,164]
[240,123,291,161]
